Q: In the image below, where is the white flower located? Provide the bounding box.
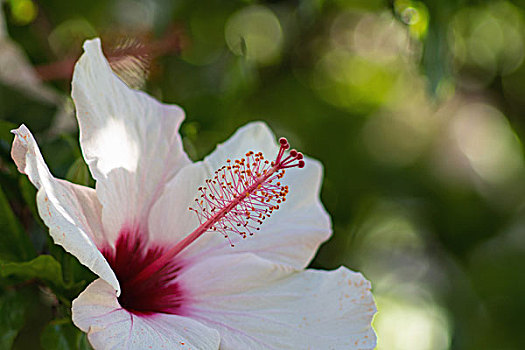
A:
[11,38,376,350]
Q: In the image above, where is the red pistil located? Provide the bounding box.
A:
[102,229,186,315]
[129,138,304,286]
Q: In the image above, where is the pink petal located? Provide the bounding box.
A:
[72,279,221,350]
[149,122,331,267]
[180,253,377,349]
[71,38,190,244]
[11,125,120,294]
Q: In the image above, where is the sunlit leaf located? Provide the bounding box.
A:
[8,0,38,26]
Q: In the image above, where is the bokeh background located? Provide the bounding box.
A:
[0,0,524,349]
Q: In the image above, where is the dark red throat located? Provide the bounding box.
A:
[101,229,186,316]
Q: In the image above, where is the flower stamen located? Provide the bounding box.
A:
[128,138,304,285]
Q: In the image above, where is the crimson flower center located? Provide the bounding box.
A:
[101,230,186,316]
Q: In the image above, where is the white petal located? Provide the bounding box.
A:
[72,279,220,350]
[149,122,331,267]
[72,38,190,242]
[11,125,119,294]
[203,122,277,170]
[180,253,376,350]
[148,161,205,245]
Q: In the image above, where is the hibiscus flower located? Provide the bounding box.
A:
[11,38,376,349]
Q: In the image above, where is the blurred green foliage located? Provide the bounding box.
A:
[0,0,525,349]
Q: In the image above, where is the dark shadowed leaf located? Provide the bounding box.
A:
[0,184,34,261]
[0,119,16,143]
[0,290,30,349]
[41,318,93,350]
[65,157,91,187]
[18,176,40,226]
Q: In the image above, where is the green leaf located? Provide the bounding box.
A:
[0,183,35,261]
[0,119,17,143]
[60,133,83,159]
[421,22,451,96]
[47,241,96,291]
[0,290,30,349]
[65,157,91,187]
[1,255,63,284]
[418,0,459,98]
[18,176,42,226]
[0,255,84,294]
[79,333,93,350]
[41,318,92,350]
